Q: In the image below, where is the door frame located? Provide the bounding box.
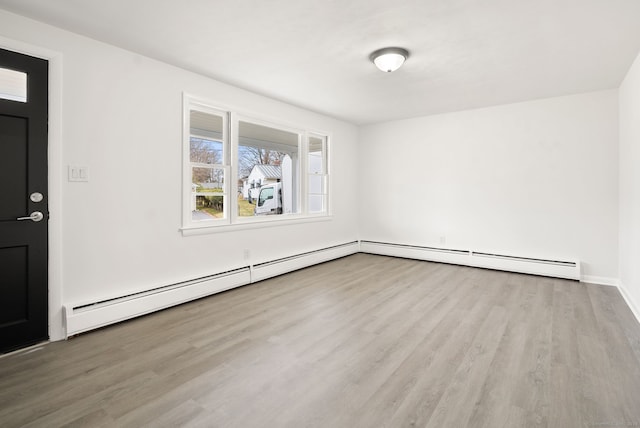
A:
[0,36,64,341]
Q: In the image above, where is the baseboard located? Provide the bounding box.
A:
[63,241,359,337]
[618,282,640,325]
[251,241,360,282]
[62,240,637,338]
[359,240,581,280]
[64,267,251,337]
[580,275,620,287]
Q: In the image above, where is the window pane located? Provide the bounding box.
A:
[190,137,222,164]
[309,172,325,215]
[308,136,325,174]
[308,135,327,214]
[190,110,223,139]
[192,167,225,220]
[309,195,325,213]
[238,120,299,217]
[0,68,27,103]
[309,174,324,194]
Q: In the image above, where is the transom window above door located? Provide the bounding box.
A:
[0,67,27,102]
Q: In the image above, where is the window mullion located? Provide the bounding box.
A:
[301,132,309,214]
[229,112,239,224]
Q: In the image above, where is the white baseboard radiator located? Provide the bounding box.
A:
[251,241,360,282]
[63,241,359,337]
[359,240,581,281]
[63,267,251,337]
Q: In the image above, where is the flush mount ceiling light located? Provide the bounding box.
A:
[370,47,409,72]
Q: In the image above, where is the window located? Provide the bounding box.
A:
[238,119,299,217]
[0,67,27,103]
[308,134,328,213]
[183,95,329,231]
[185,102,229,223]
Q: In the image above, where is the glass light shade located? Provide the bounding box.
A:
[374,53,405,72]
[370,47,409,73]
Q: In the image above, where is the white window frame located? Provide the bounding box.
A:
[182,97,230,228]
[181,94,331,235]
[232,113,303,224]
[307,133,329,215]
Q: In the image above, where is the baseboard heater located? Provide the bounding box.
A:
[251,241,360,282]
[63,241,360,337]
[359,240,580,280]
[63,267,251,337]
[62,240,572,337]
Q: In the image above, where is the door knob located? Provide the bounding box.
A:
[17,211,44,222]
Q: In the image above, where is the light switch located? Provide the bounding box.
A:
[68,165,89,182]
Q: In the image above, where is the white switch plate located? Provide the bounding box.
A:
[68,165,89,182]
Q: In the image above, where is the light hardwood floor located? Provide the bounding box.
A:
[1,254,640,427]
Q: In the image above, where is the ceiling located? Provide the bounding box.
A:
[1,0,640,124]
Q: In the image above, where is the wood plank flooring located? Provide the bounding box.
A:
[1,254,640,427]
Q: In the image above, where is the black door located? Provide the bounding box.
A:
[0,48,48,353]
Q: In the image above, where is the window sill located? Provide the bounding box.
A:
[180,213,332,236]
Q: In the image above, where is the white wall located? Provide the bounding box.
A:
[619,50,640,319]
[0,10,359,338]
[359,91,619,281]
